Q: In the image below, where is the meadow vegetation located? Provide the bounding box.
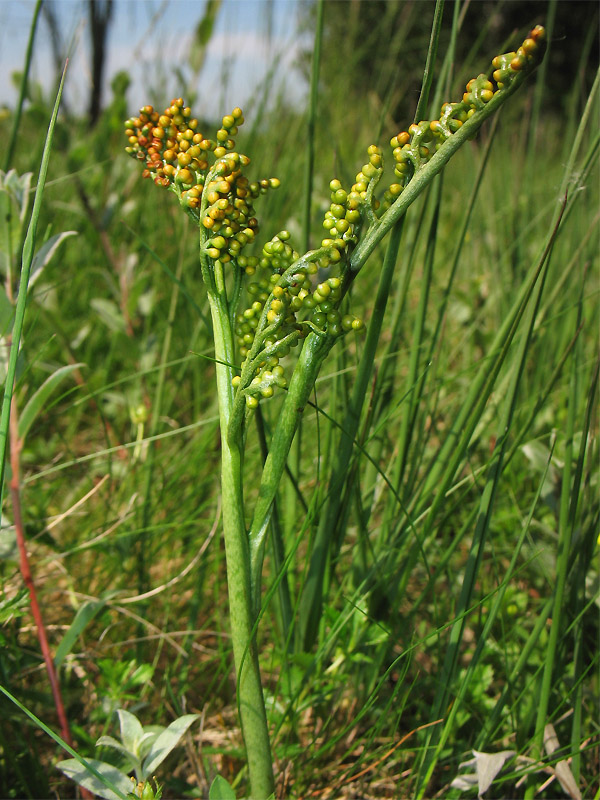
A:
[0,1,598,798]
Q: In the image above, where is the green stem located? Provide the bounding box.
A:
[394,183,441,494]
[349,54,542,277]
[254,409,294,645]
[207,286,274,799]
[248,330,334,606]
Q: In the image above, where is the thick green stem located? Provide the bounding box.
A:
[208,289,274,799]
[248,331,334,604]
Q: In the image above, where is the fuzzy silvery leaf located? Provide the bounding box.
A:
[57,757,132,800]
[91,297,127,333]
[137,728,163,761]
[95,735,140,773]
[0,169,33,225]
[117,709,145,756]
[142,714,199,777]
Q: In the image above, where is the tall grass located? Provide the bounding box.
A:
[0,1,598,798]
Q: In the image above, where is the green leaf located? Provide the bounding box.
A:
[0,284,14,336]
[0,171,33,277]
[141,714,199,777]
[29,230,77,288]
[118,709,145,756]
[0,524,17,561]
[95,735,140,773]
[128,663,155,687]
[54,596,106,668]
[209,775,237,800]
[0,64,67,517]
[57,758,133,800]
[18,362,84,444]
[137,729,162,761]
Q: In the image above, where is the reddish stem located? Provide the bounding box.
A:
[10,396,73,744]
[9,395,93,798]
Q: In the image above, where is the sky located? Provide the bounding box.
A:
[0,0,307,118]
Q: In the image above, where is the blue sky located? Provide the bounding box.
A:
[0,0,307,117]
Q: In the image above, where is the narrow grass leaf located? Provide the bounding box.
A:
[2,0,43,172]
[18,363,85,444]
[0,62,67,517]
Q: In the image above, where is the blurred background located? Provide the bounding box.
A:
[1,0,598,126]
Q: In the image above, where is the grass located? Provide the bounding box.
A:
[0,1,598,798]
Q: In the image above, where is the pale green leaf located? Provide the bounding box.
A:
[118,709,145,756]
[0,525,17,561]
[56,757,132,800]
[91,297,126,332]
[29,230,77,288]
[95,735,140,773]
[142,713,199,777]
[137,729,162,761]
[18,362,84,443]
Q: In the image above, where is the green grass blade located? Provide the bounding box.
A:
[413,0,445,124]
[528,268,582,790]
[415,198,558,794]
[2,0,43,172]
[569,355,599,783]
[0,62,67,522]
[297,218,405,650]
